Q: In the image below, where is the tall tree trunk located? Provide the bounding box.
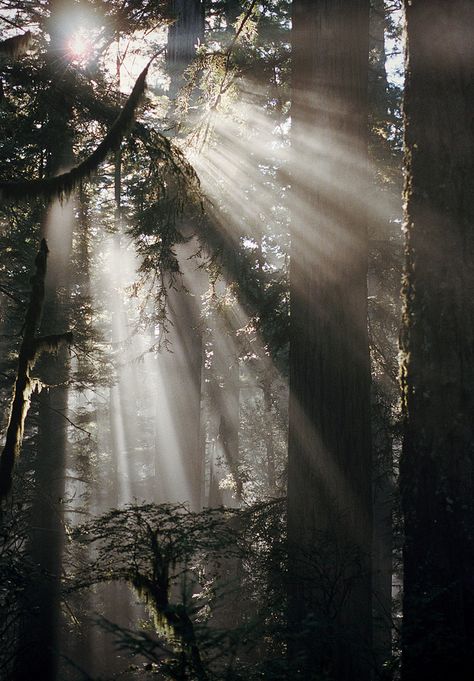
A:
[400,3,474,680]
[287,2,372,679]
[160,0,205,510]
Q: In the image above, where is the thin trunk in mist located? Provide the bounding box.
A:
[208,326,241,508]
[255,237,278,498]
[400,3,474,680]
[109,96,133,506]
[287,1,372,679]
[13,4,74,679]
[262,376,277,496]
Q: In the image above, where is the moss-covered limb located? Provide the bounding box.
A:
[67,72,197,183]
[0,61,150,204]
[33,332,74,357]
[132,523,207,679]
[0,240,73,500]
[0,240,48,499]
[0,31,32,58]
[133,573,209,681]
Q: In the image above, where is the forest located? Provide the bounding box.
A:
[0,1,473,680]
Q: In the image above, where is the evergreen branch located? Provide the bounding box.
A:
[0,59,153,203]
[227,0,259,54]
[206,0,259,118]
[45,405,92,439]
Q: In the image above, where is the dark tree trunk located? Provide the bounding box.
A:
[167,0,204,73]
[371,392,394,679]
[287,2,372,679]
[400,3,474,680]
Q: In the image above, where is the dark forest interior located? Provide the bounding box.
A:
[1,1,473,680]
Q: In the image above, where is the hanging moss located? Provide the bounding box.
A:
[0,31,32,58]
[132,574,177,643]
[33,332,74,357]
[131,572,209,681]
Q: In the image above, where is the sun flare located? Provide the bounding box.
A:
[68,30,92,61]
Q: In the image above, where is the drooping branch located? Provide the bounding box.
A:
[0,240,73,500]
[0,31,32,58]
[0,60,152,203]
[33,332,74,356]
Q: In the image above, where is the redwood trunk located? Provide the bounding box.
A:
[288,2,372,679]
[400,3,474,680]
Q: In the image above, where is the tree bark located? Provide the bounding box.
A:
[0,240,48,499]
[287,2,372,679]
[369,1,395,675]
[400,3,474,680]
[167,0,204,73]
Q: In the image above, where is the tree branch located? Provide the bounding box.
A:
[0,60,151,203]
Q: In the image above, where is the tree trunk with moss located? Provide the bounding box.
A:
[287,1,372,679]
[400,3,474,680]
[13,4,75,679]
